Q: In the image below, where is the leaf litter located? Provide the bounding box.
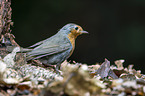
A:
[0,47,145,96]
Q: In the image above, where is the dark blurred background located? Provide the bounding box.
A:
[11,0,145,73]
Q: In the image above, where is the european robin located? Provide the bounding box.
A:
[26,23,88,72]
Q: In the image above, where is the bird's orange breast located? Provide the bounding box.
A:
[67,32,76,56]
[67,26,82,56]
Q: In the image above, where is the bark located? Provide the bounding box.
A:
[0,0,18,47]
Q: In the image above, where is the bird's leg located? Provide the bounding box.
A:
[43,63,55,69]
[55,63,61,74]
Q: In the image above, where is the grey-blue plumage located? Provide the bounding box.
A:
[26,23,88,72]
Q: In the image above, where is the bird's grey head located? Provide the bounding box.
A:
[59,23,77,34]
[58,23,88,35]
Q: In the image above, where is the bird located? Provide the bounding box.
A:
[26,23,88,72]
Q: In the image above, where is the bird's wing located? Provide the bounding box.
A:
[28,34,57,48]
[28,40,44,48]
[27,36,72,60]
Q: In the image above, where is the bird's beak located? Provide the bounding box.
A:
[80,31,89,34]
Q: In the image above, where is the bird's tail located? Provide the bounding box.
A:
[6,46,33,52]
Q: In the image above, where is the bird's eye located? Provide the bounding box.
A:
[75,27,79,30]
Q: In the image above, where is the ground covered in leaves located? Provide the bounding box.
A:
[1,0,144,95]
[0,47,145,96]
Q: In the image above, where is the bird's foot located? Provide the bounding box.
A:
[55,64,61,75]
